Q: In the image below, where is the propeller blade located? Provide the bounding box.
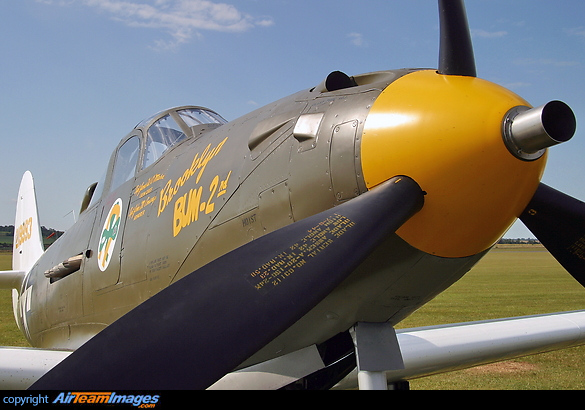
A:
[30,176,424,390]
[520,183,585,287]
[437,0,477,77]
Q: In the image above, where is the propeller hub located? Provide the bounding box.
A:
[502,101,576,161]
[361,70,547,258]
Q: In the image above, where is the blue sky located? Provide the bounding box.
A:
[1,0,584,240]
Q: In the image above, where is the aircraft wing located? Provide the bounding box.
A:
[334,310,585,390]
[0,347,71,390]
[0,271,26,291]
[214,310,585,389]
[3,310,585,390]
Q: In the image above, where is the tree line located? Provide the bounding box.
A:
[497,238,540,245]
[0,225,63,249]
[0,224,540,250]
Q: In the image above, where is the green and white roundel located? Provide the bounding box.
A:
[98,198,123,272]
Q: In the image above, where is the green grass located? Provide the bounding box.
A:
[0,251,29,347]
[397,245,585,389]
[1,246,584,388]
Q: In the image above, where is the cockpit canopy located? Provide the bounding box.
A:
[137,107,227,169]
[83,106,226,213]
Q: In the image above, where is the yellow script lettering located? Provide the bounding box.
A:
[158,137,228,216]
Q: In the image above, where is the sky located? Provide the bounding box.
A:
[0,0,584,240]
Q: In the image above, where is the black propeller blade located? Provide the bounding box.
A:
[520,183,585,287]
[438,0,477,77]
[30,176,424,390]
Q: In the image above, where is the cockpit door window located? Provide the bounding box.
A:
[110,136,140,191]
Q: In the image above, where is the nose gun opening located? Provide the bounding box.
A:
[503,100,576,161]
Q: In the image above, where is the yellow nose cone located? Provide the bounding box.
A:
[361,70,546,257]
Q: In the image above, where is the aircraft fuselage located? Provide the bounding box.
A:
[15,68,545,368]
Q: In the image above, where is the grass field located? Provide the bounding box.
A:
[398,244,585,390]
[0,252,28,348]
[1,246,584,389]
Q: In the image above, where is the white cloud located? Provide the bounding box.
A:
[348,32,367,47]
[471,29,508,39]
[37,0,274,49]
[566,27,585,38]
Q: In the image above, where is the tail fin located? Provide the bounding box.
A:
[12,171,44,272]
